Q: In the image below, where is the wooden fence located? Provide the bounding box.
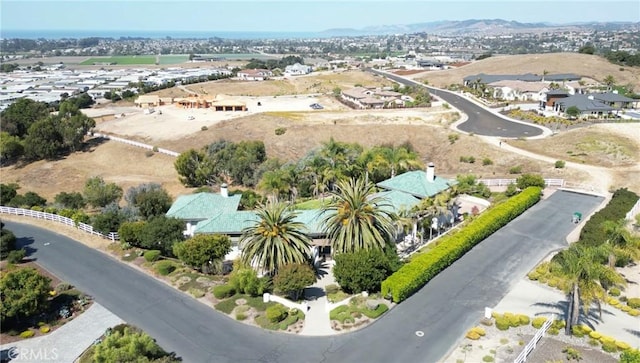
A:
[91,132,179,157]
[0,206,119,242]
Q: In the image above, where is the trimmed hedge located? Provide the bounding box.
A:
[381,187,542,302]
[144,250,161,262]
[212,284,236,299]
[578,188,638,247]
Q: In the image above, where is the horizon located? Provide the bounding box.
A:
[2,0,639,37]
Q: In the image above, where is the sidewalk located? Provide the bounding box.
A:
[300,261,337,336]
[0,303,123,362]
[493,278,640,347]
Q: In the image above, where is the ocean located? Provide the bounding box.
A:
[0,29,328,40]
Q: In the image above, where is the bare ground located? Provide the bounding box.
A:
[406,53,640,89]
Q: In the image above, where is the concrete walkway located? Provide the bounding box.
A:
[300,261,337,336]
[493,278,640,347]
[0,303,123,362]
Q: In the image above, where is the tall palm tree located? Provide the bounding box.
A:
[382,146,423,178]
[321,177,396,254]
[602,219,640,267]
[240,201,312,274]
[553,244,626,335]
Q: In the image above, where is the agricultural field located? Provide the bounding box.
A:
[80,55,189,65]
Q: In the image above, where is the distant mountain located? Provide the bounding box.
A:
[321,19,639,36]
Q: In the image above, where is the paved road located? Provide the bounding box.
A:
[370,69,546,138]
[5,190,603,363]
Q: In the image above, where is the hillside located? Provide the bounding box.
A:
[413,53,640,88]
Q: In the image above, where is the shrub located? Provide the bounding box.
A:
[214,298,238,314]
[325,284,340,295]
[589,331,602,339]
[381,187,542,302]
[588,338,600,346]
[212,284,236,299]
[470,326,486,336]
[616,341,631,350]
[152,146,159,152]
[448,134,459,144]
[20,330,35,338]
[236,312,247,320]
[145,150,154,157]
[628,309,640,316]
[572,325,585,337]
[579,324,592,333]
[609,287,621,296]
[579,188,639,246]
[143,250,161,262]
[627,298,640,309]
[459,156,475,163]
[495,318,510,330]
[154,260,176,276]
[547,327,559,335]
[360,303,388,319]
[201,126,208,131]
[532,316,548,329]
[479,317,493,326]
[563,346,581,361]
[189,288,205,298]
[39,326,50,333]
[466,330,481,340]
[482,158,493,166]
[602,341,618,353]
[509,165,523,174]
[482,355,494,362]
[555,160,566,168]
[7,249,26,264]
[275,127,287,135]
[265,304,288,323]
[54,282,73,293]
[517,314,530,325]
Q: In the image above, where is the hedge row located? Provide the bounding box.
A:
[381,187,542,303]
[578,188,638,247]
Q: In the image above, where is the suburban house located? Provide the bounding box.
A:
[165,164,458,261]
[463,73,581,87]
[541,89,570,109]
[487,80,549,102]
[551,91,635,117]
[134,95,173,108]
[284,63,312,76]
[341,87,403,109]
[134,94,247,111]
[237,69,273,81]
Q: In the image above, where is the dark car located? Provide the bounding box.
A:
[310,103,323,110]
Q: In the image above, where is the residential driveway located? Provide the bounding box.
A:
[0,303,123,363]
[4,190,604,363]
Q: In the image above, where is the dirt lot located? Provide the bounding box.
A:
[406,53,640,89]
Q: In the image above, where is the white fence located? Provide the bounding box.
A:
[627,198,640,221]
[0,206,119,242]
[513,314,556,363]
[478,178,565,187]
[91,132,179,157]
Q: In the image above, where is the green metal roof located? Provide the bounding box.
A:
[166,192,241,220]
[374,190,421,213]
[195,211,260,235]
[376,170,456,199]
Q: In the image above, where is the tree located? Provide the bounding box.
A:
[321,178,395,254]
[23,117,64,160]
[565,106,580,119]
[516,174,546,190]
[578,44,595,55]
[125,183,172,219]
[273,263,316,300]
[54,191,86,209]
[92,207,130,235]
[332,248,395,293]
[0,183,19,204]
[139,216,185,256]
[240,200,312,274]
[553,244,625,335]
[382,145,423,178]
[0,132,24,164]
[9,191,47,208]
[174,149,213,187]
[0,98,50,138]
[603,75,616,90]
[92,325,179,363]
[0,267,51,323]
[1,223,17,260]
[229,267,268,297]
[173,234,231,273]
[83,176,123,208]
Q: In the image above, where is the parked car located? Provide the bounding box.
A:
[310,103,323,109]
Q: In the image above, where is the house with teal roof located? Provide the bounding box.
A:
[376,163,457,199]
[165,184,241,235]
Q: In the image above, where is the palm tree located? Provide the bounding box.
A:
[602,219,640,267]
[603,75,616,91]
[239,201,312,274]
[553,244,625,335]
[383,146,423,178]
[321,177,396,254]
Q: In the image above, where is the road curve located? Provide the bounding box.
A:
[5,190,603,363]
[370,69,547,138]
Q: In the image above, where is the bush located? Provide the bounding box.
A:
[325,284,340,295]
[275,127,287,135]
[609,287,621,296]
[470,326,486,336]
[495,318,510,330]
[532,316,547,329]
[381,187,542,302]
[602,341,618,353]
[188,288,205,298]
[143,250,161,262]
[236,312,247,321]
[459,156,476,163]
[212,284,236,299]
[517,314,530,325]
[466,330,481,340]
[265,304,288,323]
[20,330,35,338]
[627,298,640,309]
[555,160,566,168]
[54,282,74,293]
[360,303,388,319]
[616,341,631,350]
[509,165,523,174]
[482,158,493,166]
[448,134,459,144]
[39,326,50,333]
[588,338,600,346]
[628,309,640,316]
[572,325,585,337]
[154,260,176,275]
[201,126,208,131]
[482,355,494,362]
[7,249,26,264]
[579,188,639,246]
[589,331,602,339]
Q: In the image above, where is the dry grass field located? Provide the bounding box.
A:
[410,53,640,89]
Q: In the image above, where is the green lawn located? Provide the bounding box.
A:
[294,198,332,210]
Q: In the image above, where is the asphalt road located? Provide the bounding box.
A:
[370,69,545,138]
[5,190,603,363]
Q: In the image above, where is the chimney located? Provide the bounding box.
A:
[588,95,594,100]
[220,183,228,198]
[612,90,619,94]
[426,162,435,183]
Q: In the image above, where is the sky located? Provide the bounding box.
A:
[1,0,639,33]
